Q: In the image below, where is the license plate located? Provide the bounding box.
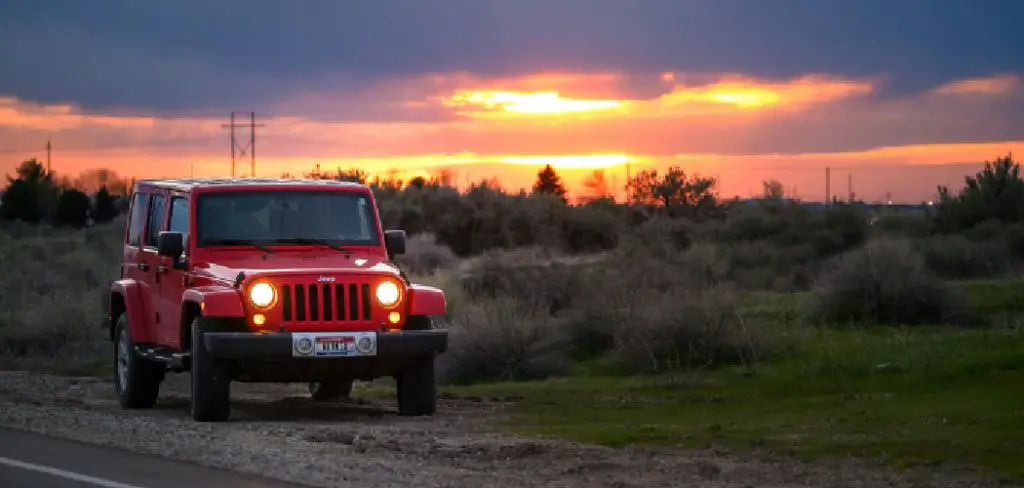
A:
[291,332,377,358]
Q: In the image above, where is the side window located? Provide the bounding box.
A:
[358,197,370,238]
[144,194,167,248]
[168,197,189,249]
[126,192,148,247]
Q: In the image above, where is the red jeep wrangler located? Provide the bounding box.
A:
[108,178,448,422]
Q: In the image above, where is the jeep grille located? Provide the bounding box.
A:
[281,283,372,322]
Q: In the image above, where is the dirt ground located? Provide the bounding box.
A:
[0,369,1014,488]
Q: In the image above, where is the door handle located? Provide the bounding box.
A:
[137,262,149,271]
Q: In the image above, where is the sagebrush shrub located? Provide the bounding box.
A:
[610,285,760,373]
[395,232,458,275]
[456,248,591,315]
[0,221,120,364]
[438,296,570,384]
[807,238,967,326]
[917,234,1011,280]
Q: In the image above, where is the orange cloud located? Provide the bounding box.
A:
[656,74,874,110]
[439,73,875,120]
[0,97,157,131]
[931,74,1022,95]
[444,91,625,116]
[0,72,1021,204]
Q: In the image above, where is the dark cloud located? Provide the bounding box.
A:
[0,0,1022,112]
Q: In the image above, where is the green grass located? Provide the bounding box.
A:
[957,280,1024,329]
[446,325,1024,479]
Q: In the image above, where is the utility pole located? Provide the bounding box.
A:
[624,161,631,202]
[221,111,265,178]
[45,137,52,174]
[847,172,854,203]
[825,166,831,206]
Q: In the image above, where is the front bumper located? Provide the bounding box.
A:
[202,329,448,360]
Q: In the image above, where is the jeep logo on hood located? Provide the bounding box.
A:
[316,275,336,283]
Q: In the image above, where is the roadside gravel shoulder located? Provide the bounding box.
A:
[0,370,1012,488]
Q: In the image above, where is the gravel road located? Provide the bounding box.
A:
[0,369,1014,488]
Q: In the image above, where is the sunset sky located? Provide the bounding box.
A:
[1,0,1023,203]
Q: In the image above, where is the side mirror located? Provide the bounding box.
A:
[157,231,184,258]
[384,229,406,256]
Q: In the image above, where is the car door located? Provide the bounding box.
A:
[122,191,157,342]
[157,193,190,349]
[140,189,169,344]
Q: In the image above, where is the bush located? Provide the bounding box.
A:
[807,238,968,326]
[0,222,120,365]
[394,232,458,275]
[917,234,1013,280]
[934,154,1024,232]
[439,296,571,385]
[456,248,592,315]
[609,285,760,373]
[55,188,91,227]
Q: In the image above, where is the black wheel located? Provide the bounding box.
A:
[396,353,437,416]
[189,317,231,422]
[308,380,354,402]
[396,315,438,416]
[113,314,163,409]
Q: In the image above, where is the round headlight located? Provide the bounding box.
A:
[249,282,276,308]
[375,281,401,307]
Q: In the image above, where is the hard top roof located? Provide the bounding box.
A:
[136,177,368,193]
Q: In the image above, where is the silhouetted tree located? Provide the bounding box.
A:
[92,186,119,223]
[74,168,124,194]
[1,178,43,222]
[408,176,427,190]
[55,188,91,227]
[582,169,612,199]
[532,164,568,203]
[763,179,786,199]
[13,158,47,183]
[429,167,457,188]
[1,158,59,223]
[334,167,368,183]
[628,166,718,218]
[934,153,1024,232]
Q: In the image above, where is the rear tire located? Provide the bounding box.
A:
[113,315,163,409]
[189,317,231,422]
[308,380,354,402]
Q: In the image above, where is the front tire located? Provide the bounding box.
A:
[308,380,354,402]
[113,315,163,409]
[189,317,232,422]
[396,315,438,416]
[396,354,437,416]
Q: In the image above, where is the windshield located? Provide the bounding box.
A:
[195,191,381,247]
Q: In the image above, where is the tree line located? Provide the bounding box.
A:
[0,159,132,227]
[295,154,1024,261]
[4,154,1021,258]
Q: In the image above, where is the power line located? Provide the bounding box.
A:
[221,111,265,178]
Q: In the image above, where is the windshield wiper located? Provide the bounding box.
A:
[268,238,353,252]
[203,238,276,253]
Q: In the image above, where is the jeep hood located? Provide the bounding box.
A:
[194,253,401,283]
